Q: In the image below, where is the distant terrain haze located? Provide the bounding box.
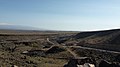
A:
[0,25,42,30]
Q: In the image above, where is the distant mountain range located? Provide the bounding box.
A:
[0,25,44,30]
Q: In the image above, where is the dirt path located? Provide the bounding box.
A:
[67,46,120,54]
[66,48,78,57]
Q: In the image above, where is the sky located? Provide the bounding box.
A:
[0,0,120,31]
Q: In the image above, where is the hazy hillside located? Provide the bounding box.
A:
[57,29,120,44]
[74,29,120,45]
[56,29,120,51]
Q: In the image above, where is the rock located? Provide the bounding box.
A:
[64,57,95,67]
[84,63,95,67]
[77,63,95,67]
[22,51,28,54]
[11,65,18,67]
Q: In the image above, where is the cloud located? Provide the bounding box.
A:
[0,23,13,25]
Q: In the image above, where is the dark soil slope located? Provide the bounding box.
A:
[74,29,120,45]
[45,46,66,54]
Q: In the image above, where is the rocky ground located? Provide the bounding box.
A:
[0,31,76,67]
[0,29,120,67]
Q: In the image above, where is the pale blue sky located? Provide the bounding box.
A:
[0,0,120,31]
